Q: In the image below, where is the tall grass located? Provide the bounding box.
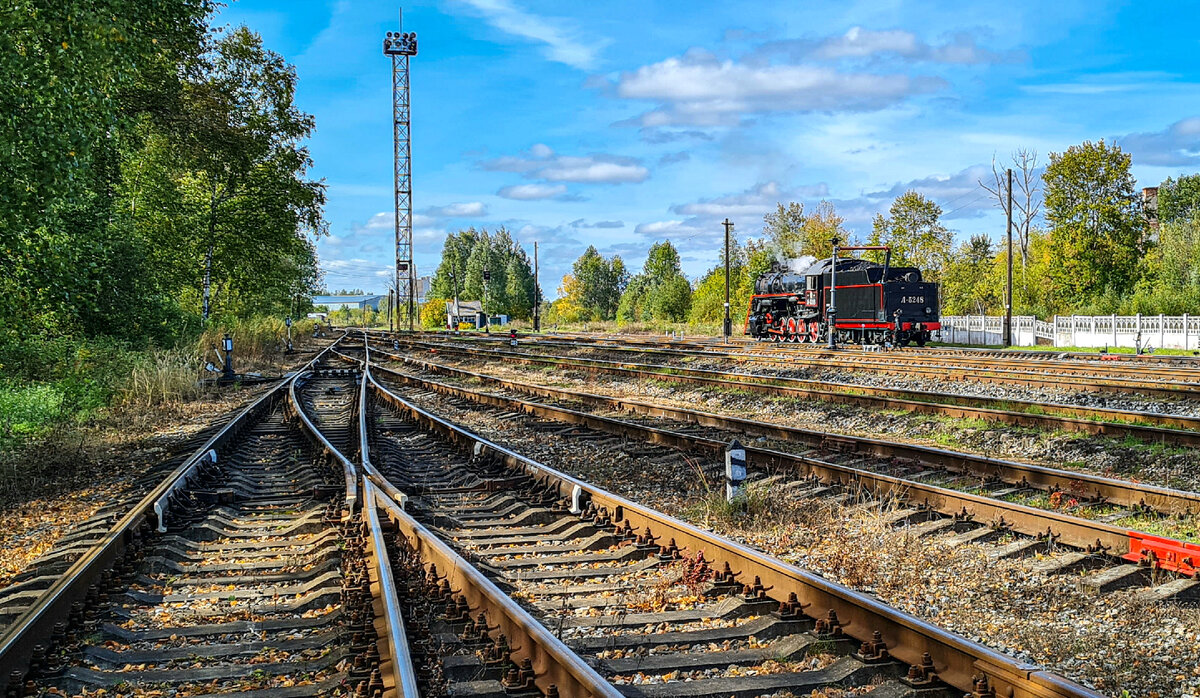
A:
[117,348,206,407]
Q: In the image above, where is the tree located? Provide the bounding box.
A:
[619,240,692,323]
[571,247,625,320]
[980,149,1042,262]
[420,298,448,329]
[940,235,1000,315]
[762,201,847,260]
[1042,140,1145,303]
[174,27,325,320]
[429,229,478,300]
[868,191,953,279]
[1157,175,1200,224]
[546,274,587,324]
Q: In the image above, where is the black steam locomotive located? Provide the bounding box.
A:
[745,251,939,346]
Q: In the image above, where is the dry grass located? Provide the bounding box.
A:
[118,348,208,408]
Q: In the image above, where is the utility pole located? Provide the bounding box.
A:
[533,242,541,333]
[1005,167,1013,348]
[722,218,734,344]
[383,13,418,332]
[387,288,394,332]
[828,236,839,350]
[483,269,491,333]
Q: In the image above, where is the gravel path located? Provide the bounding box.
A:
[387,376,1200,698]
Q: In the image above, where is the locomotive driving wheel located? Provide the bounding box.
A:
[809,321,820,343]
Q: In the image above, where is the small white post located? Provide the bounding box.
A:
[1185,314,1190,350]
[725,439,746,503]
[1160,314,1165,349]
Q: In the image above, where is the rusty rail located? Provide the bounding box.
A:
[365,369,1105,698]
[0,341,345,694]
[356,353,1200,577]
[377,336,1200,446]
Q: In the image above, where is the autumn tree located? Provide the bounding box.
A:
[1042,140,1145,303]
[868,191,953,279]
[762,201,846,260]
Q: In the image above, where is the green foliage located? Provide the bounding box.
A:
[940,235,999,315]
[762,200,847,259]
[868,191,952,279]
[571,247,627,320]
[1043,140,1145,304]
[429,228,537,319]
[1157,174,1200,224]
[618,241,692,323]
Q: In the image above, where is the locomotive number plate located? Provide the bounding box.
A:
[901,295,926,304]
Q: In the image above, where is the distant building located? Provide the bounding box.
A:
[312,294,385,311]
[416,275,432,304]
[447,300,483,327]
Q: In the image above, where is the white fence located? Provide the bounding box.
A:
[940,314,1200,350]
[939,316,1040,346]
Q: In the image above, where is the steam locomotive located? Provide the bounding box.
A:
[745,251,940,346]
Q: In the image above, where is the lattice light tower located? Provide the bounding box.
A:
[383,20,418,330]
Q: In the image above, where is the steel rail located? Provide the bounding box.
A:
[539,330,1200,373]
[289,345,421,698]
[288,360,358,517]
[378,337,1200,446]
[379,350,1200,517]
[0,341,343,694]
[333,342,615,697]
[359,355,1200,577]
[369,478,621,698]
[482,334,1200,398]
[365,370,1105,698]
[361,479,422,698]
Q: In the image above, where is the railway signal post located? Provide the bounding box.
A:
[828,236,839,349]
[722,218,734,344]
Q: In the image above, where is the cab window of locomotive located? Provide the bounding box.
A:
[805,276,816,291]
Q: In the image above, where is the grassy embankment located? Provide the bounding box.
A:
[0,316,320,505]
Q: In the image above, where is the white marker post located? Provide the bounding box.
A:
[725,439,746,503]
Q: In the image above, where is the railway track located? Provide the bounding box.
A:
[455,333,1200,401]
[338,341,1105,698]
[376,336,1200,447]
[0,342,424,697]
[352,343,1200,588]
[542,330,1200,371]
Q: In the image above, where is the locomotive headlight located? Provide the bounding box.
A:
[924,307,932,314]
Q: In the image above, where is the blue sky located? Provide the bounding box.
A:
[213,0,1200,297]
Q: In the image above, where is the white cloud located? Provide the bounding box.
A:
[483,144,649,184]
[862,164,998,219]
[422,201,488,217]
[570,219,624,229]
[634,219,708,238]
[497,183,568,200]
[671,181,829,217]
[1119,117,1200,166]
[614,49,945,127]
[456,0,607,69]
[812,27,1008,64]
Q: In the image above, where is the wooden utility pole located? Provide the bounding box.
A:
[722,218,734,344]
[1005,168,1013,347]
[533,242,541,332]
[387,288,394,332]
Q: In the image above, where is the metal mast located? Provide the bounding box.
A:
[383,16,418,331]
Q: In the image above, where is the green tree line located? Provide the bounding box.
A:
[2,1,324,379]
[425,228,538,327]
